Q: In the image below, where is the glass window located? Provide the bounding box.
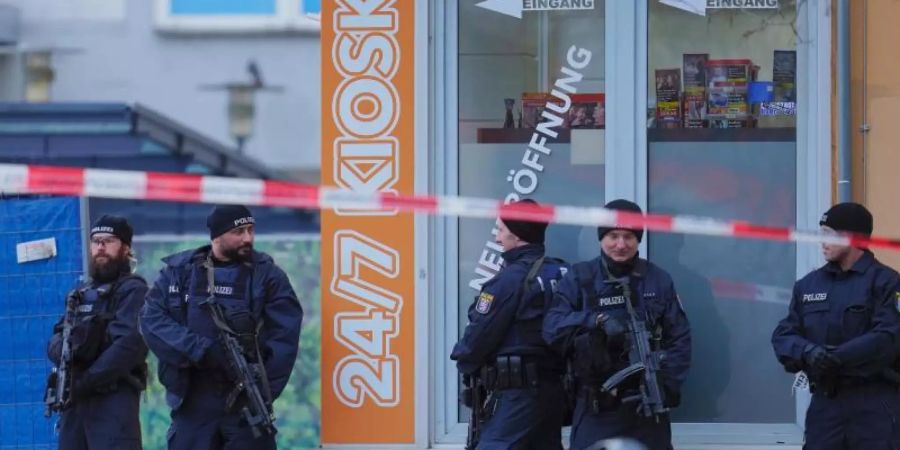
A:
[301,0,320,16]
[157,0,320,32]
[456,1,607,422]
[170,0,276,15]
[647,0,799,423]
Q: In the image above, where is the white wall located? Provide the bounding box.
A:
[1,0,321,172]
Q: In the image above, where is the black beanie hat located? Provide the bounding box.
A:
[819,202,873,237]
[500,199,548,245]
[598,199,644,242]
[90,215,133,246]
[207,205,255,239]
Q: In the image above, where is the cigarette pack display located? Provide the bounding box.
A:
[565,93,605,129]
[521,92,564,129]
[655,69,682,128]
[706,59,753,123]
[682,53,708,128]
[773,50,797,102]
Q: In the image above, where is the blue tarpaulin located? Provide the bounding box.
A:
[0,196,83,449]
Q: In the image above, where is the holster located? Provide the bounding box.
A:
[482,355,543,390]
[583,384,619,414]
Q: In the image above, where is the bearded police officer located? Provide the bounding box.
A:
[772,202,900,449]
[47,215,149,450]
[543,199,691,450]
[140,205,303,450]
[451,199,569,449]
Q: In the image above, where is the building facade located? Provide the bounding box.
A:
[0,0,323,179]
[320,1,833,448]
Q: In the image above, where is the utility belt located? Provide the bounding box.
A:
[191,367,234,390]
[810,376,895,398]
[480,355,559,391]
[96,376,146,395]
[74,361,148,394]
[79,373,146,398]
[189,366,263,403]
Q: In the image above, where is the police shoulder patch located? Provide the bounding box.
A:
[895,291,900,314]
[476,292,495,314]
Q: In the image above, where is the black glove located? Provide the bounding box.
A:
[782,358,803,373]
[663,384,681,408]
[803,344,841,373]
[72,379,93,399]
[72,373,107,400]
[573,330,611,376]
[200,341,236,378]
[597,314,627,345]
[70,318,109,364]
[461,387,473,408]
[48,334,63,365]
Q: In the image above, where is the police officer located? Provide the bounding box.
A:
[47,215,149,450]
[772,202,900,449]
[543,199,691,450]
[140,205,303,450]
[450,199,569,450]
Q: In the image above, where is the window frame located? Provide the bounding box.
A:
[154,0,320,34]
[432,0,624,444]
[430,0,831,445]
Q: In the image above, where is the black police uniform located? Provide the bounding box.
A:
[773,202,900,450]
[140,206,303,450]
[48,275,149,450]
[47,215,148,450]
[544,255,690,450]
[452,244,568,449]
[772,251,900,449]
[542,199,691,450]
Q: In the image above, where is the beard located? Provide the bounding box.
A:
[222,243,253,263]
[90,250,130,283]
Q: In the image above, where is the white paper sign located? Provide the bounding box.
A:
[16,237,58,264]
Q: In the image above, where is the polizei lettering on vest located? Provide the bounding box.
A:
[802,293,827,303]
[213,286,234,296]
[599,296,627,307]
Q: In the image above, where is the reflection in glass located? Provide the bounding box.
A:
[456,1,607,422]
[648,0,798,423]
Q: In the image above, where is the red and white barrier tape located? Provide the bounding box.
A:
[709,279,792,305]
[2,163,900,252]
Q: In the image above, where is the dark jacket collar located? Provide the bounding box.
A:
[501,244,545,264]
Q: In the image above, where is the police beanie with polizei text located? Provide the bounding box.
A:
[90,215,133,246]
[207,205,255,239]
